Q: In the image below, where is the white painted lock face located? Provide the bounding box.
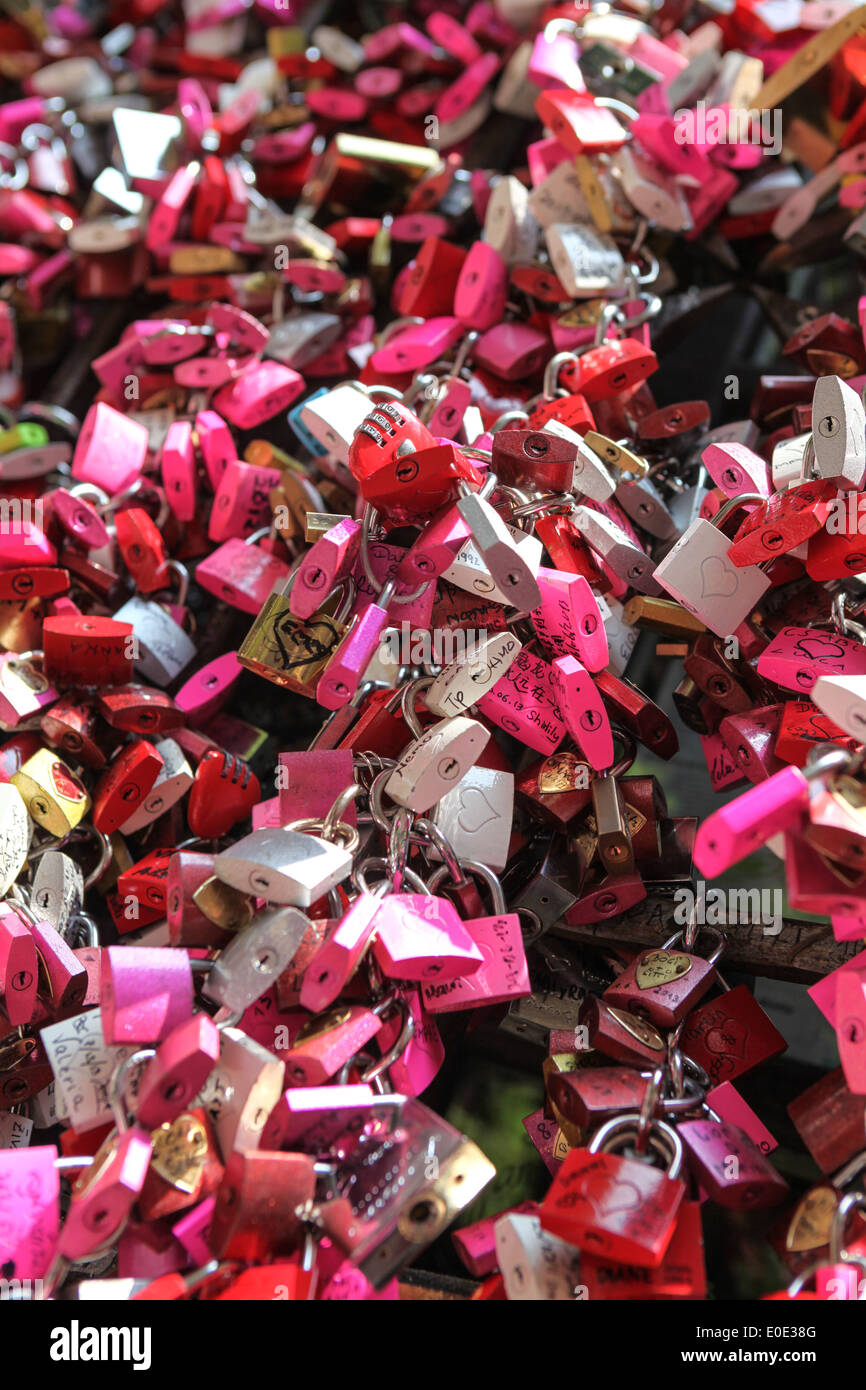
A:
[432,766,514,871]
[0,784,29,898]
[266,313,342,369]
[771,431,810,491]
[495,1213,582,1301]
[598,594,638,677]
[41,1008,139,1134]
[31,57,113,102]
[613,146,692,232]
[0,1110,34,1148]
[544,423,616,502]
[213,827,352,907]
[812,375,866,490]
[68,216,143,255]
[299,384,372,462]
[544,222,626,299]
[653,516,772,638]
[442,521,543,605]
[113,596,196,687]
[31,850,83,937]
[426,632,523,717]
[111,108,184,183]
[197,1027,285,1155]
[312,25,366,70]
[202,906,310,1012]
[386,715,491,813]
[570,505,659,593]
[119,738,193,834]
[812,673,866,740]
[483,174,539,264]
[457,491,543,610]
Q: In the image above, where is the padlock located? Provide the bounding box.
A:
[582,996,669,1068]
[11,747,90,837]
[385,713,490,812]
[196,529,290,616]
[281,1004,385,1086]
[727,480,838,567]
[58,1127,154,1261]
[431,764,515,871]
[71,403,149,495]
[0,903,38,1025]
[202,907,310,1014]
[0,1145,59,1278]
[676,1116,790,1208]
[239,571,353,698]
[603,931,723,1028]
[550,655,614,770]
[653,494,772,638]
[114,506,170,594]
[495,1211,583,1300]
[187,750,261,839]
[30,849,83,938]
[42,615,134,687]
[540,1115,685,1267]
[477,648,566,755]
[811,373,866,489]
[680,984,787,1087]
[570,503,658,595]
[208,457,283,544]
[371,891,485,982]
[112,593,197,688]
[421,862,530,1013]
[214,828,352,907]
[814,1193,866,1300]
[100,945,193,1045]
[91,740,163,835]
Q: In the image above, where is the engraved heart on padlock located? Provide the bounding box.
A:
[49,760,86,803]
[573,1172,643,1221]
[704,1018,747,1059]
[454,786,500,834]
[635,950,692,989]
[699,555,738,600]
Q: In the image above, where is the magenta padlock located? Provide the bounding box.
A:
[174,353,249,391]
[175,652,242,724]
[0,651,59,725]
[422,910,530,1014]
[0,1146,59,1279]
[91,336,146,395]
[472,322,550,382]
[254,122,316,165]
[757,626,866,694]
[306,88,369,122]
[139,322,212,367]
[832,911,866,942]
[28,914,87,1012]
[208,458,282,543]
[146,162,199,251]
[396,501,472,583]
[428,378,473,439]
[178,76,213,148]
[291,518,361,619]
[50,487,111,550]
[693,764,813,876]
[213,360,304,429]
[0,905,38,1024]
[166,852,226,949]
[316,579,395,709]
[677,1119,789,1209]
[531,567,609,671]
[833,970,866,1093]
[529,23,583,90]
[355,67,402,99]
[434,50,500,124]
[196,532,290,614]
[281,1005,383,1087]
[58,1128,153,1262]
[702,442,772,499]
[371,893,484,982]
[300,892,386,1013]
[0,519,55,568]
[706,1082,777,1154]
[454,241,509,331]
[786,831,866,917]
[477,648,567,755]
[71,403,149,495]
[377,987,445,1095]
[160,420,197,522]
[195,409,236,491]
[100,945,194,1045]
[136,1014,221,1128]
[371,317,465,374]
[550,655,614,770]
[206,302,270,356]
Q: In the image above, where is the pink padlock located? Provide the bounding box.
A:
[371,893,484,981]
[376,988,445,1095]
[91,335,146,394]
[300,892,385,1012]
[175,652,243,723]
[421,910,530,1013]
[477,648,567,754]
[531,566,608,671]
[195,409,236,490]
[694,764,813,876]
[28,914,87,1011]
[213,360,304,428]
[757,626,866,694]
[138,320,211,366]
[428,378,472,439]
[206,301,270,355]
[208,458,281,543]
[262,1084,377,1150]
[306,88,369,122]
[160,420,197,522]
[146,162,199,251]
[316,580,394,709]
[136,1013,221,1127]
[50,487,110,549]
[550,655,614,769]
[291,518,361,619]
[434,51,500,124]
[426,11,482,63]
[396,501,472,582]
[454,242,509,331]
[0,518,55,568]
[58,1128,152,1261]
[100,945,193,1045]
[72,402,148,495]
[196,534,290,614]
[371,317,465,374]
[0,904,38,1024]
[0,1146,59,1279]
[277,749,357,827]
[472,321,550,381]
[702,441,772,499]
[253,123,316,165]
[174,353,248,390]
[706,1082,777,1154]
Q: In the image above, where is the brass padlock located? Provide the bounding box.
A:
[11,746,91,836]
[239,573,353,697]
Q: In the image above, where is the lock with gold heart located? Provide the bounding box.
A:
[601,927,726,1028]
[10,746,90,837]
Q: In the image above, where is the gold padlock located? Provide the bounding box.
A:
[238,577,353,697]
[11,747,91,837]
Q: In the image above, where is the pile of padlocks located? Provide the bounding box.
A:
[5,0,866,1304]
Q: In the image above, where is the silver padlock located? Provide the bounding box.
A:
[615,475,677,540]
[213,826,353,906]
[653,492,771,638]
[431,765,515,871]
[197,1025,285,1155]
[385,713,491,813]
[812,374,866,490]
[495,1212,583,1301]
[570,504,660,594]
[298,382,376,464]
[483,174,540,264]
[0,783,30,897]
[425,632,523,717]
[456,485,543,609]
[266,312,343,370]
[544,223,627,299]
[30,849,84,938]
[112,593,196,687]
[202,906,311,1013]
[544,422,616,502]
